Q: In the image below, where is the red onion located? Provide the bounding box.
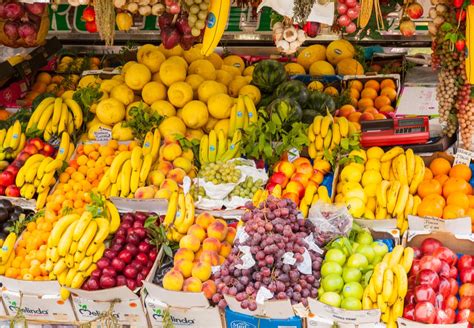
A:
[347,8,359,19]
[18,22,36,39]
[23,33,37,46]
[25,3,45,16]
[4,2,24,20]
[345,22,357,33]
[0,3,7,19]
[337,15,351,27]
[161,27,181,49]
[337,3,348,14]
[3,21,19,40]
[345,0,358,8]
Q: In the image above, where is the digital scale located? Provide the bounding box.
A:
[360,117,430,148]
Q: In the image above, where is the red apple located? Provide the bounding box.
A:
[413,247,423,259]
[449,265,458,279]
[22,144,38,155]
[410,259,421,276]
[269,172,288,188]
[266,182,278,193]
[421,238,442,255]
[445,308,456,323]
[449,277,459,296]
[405,289,416,305]
[15,152,30,164]
[439,261,450,278]
[433,246,457,266]
[406,2,424,19]
[5,185,20,197]
[0,186,5,195]
[419,255,442,273]
[27,137,44,150]
[42,143,56,157]
[458,255,473,271]
[415,285,436,304]
[5,165,19,177]
[408,275,417,289]
[414,301,436,324]
[0,171,15,187]
[403,303,416,320]
[434,308,454,324]
[416,269,440,290]
[438,277,451,298]
[456,309,471,323]
[461,268,474,284]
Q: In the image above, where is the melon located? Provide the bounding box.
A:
[326,40,355,65]
[336,58,364,75]
[309,60,335,76]
[284,63,306,75]
[296,45,327,71]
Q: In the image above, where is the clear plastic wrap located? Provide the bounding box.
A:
[308,202,353,246]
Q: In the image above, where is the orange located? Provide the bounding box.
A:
[447,191,470,210]
[360,88,378,100]
[423,168,433,181]
[468,195,474,208]
[443,178,472,197]
[434,174,449,186]
[380,79,396,89]
[108,140,119,149]
[51,75,64,84]
[32,82,47,93]
[379,105,395,113]
[443,205,465,219]
[363,107,378,116]
[423,194,446,207]
[0,110,10,120]
[430,158,452,176]
[36,72,52,84]
[349,80,363,92]
[364,80,380,92]
[466,208,474,222]
[449,164,472,181]
[349,88,360,100]
[417,179,442,198]
[347,111,362,122]
[339,104,356,117]
[358,98,374,110]
[374,95,391,109]
[380,87,397,102]
[417,198,444,217]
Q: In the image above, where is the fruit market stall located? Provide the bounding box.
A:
[0,0,474,327]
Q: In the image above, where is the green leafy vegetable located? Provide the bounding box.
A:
[124,103,164,143]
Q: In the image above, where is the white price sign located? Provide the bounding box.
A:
[454,148,474,166]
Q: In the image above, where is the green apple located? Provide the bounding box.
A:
[342,282,364,299]
[341,297,362,310]
[321,262,343,277]
[325,249,346,266]
[356,244,375,263]
[352,242,360,252]
[371,241,389,258]
[318,287,325,298]
[346,253,368,269]
[342,267,362,283]
[356,231,373,245]
[319,292,342,308]
[322,274,344,293]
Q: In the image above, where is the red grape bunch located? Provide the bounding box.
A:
[212,196,323,310]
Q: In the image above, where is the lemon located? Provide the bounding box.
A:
[207,93,233,119]
[342,181,363,195]
[213,119,229,136]
[122,61,137,73]
[100,79,121,93]
[243,65,255,76]
[86,115,101,129]
[167,82,193,108]
[176,108,183,119]
[185,74,205,95]
[198,81,228,103]
[238,85,261,105]
[159,116,187,139]
[228,76,250,97]
[152,72,162,83]
[141,49,166,73]
[364,183,378,198]
[185,128,205,141]
[125,63,151,90]
[110,84,134,106]
[88,123,112,140]
[183,45,205,63]
[206,52,223,69]
[188,59,216,80]
[137,44,157,63]
[112,75,124,83]
[365,158,381,172]
[166,56,188,70]
[78,75,101,89]
[142,81,167,105]
[96,98,126,125]
[361,170,382,187]
[173,157,193,173]
[182,101,209,129]
[126,101,149,120]
[158,44,184,58]
[367,147,384,160]
[215,70,233,86]
[349,149,367,163]
[221,64,241,77]
[340,165,362,183]
[159,59,187,87]
[223,55,245,74]
[346,198,365,218]
[112,122,134,141]
[151,100,176,117]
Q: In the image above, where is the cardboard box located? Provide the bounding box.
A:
[0,277,76,323]
[225,306,302,328]
[109,196,168,215]
[397,317,469,328]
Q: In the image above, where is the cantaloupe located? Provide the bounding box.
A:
[326,40,355,65]
[336,58,364,75]
[285,63,306,75]
[297,45,327,71]
[309,60,335,76]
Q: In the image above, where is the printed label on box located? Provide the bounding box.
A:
[408,215,472,235]
[454,148,474,166]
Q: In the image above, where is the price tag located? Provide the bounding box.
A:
[454,148,474,166]
[408,215,445,232]
[256,286,273,305]
[282,252,296,265]
[288,148,299,163]
[235,246,255,270]
[304,233,324,254]
[94,127,112,141]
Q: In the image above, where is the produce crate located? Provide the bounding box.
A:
[341,73,402,98]
[225,306,302,328]
[291,74,343,92]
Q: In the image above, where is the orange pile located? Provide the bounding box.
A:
[416,158,474,228]
[23,72,80,106]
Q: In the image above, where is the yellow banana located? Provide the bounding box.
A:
[52,97,63,128]
[376,180,390,208]
[119,159,132,197]
[35,187,50,210]
[131,146,143,172]
[8,120,22,150]
[130,169,140,193]
[362,287,373,310]
[201,0,231,55]
[221,129,242,161]
[36,157,54,180]
[70,272,86,289]
[338,116,349,137]
[3,125,13,149]
[37,171,55,193]
[320,116,332,138]
[56,131,70,162]
[90,218,110,248]
[216,130,227,161]
[97,171,111,193]
[323,129,332,149]
[105,201,120,233]
[174,192,187,232]
[331,123,340,147]
[77,220,98,253]
[393,264,408,298]
[199,135,209,164]
[412,195,421,216]
[92,244,106,263]
[313,116,323,135]
[0,233,16,264]
[228,104,237,138]
[386,181,401,215]
[142,131,154,155]
[382,268,394,302]
[58,221,78,257]
[235,96,246,130]
[73,211,93,243]
[0,129,6,146]
[373,262,387,293]
[401,247,414,273]
[389,245,405,267]
[65,268,77,287]
[368,280,377,302]
[78,256,93,272]
[208,130,217,162]
[27,97,55,130]
[243,95,258,124]
[53,258,67,275]
[409,156,425,194]
[163,191,178,226]
[396,154,408,185]
[139,154,153,184]
[64,98,83,129]
[380,146,404,162]
[109,151,131,183]
[405,148,415,183]
[44,158,63,174]
[48,214,80,248]
[393,184,409,217]
[58,103,69,134]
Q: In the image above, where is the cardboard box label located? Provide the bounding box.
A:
[308,299,381,324]
[93,127,112,141]
[408,215,472,235]
[454,148,474,166]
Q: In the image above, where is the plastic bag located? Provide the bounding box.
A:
[308,202,353,246]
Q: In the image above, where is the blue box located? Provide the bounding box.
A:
[225,307,302,328]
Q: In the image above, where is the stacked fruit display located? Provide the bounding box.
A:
[318,229,394,311]
[56,55,101,74]
[334,147,425,232]
[162,212,235,296]
[415,157,474,229]
[82,211,158,292]
[23,72,81,104]
[403,238,473,325]
[363,246,413,326]
[212,197,324,309]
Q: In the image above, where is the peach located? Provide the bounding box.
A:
[155,161,174,176]
[310,171,324,185]
[162,142,182,161]
[374,113,387,120]
[274,161,295,178]
[360,112,375,121]
[174,259,193,278]
[202,280,217,299]
[200,250,219,266]
[187,224,207,242]
[282,191,300,205]
[162,269,184,291]
[173,156,193,173]
[348,112,362,122]
[363,107,379,115]
[183,277,202,292]
[174,248,194,264]
[219,241,232,257]
[207,220,228,242]
[295,162,313,176]
[179,235,201,252]
[194,248,203,261]
[218,255,225,265]
[196,212,215,230]
[285,180,305,198]
[292,157,311,167]
[269,172,288,188]
[202,237,221,252]
[339,105,356,117]
[134,186,155,199]
[160,178,179,193]
[191,261,212,282]
[225,227,236,243]
[148,170,166,187]
[155,188,171,199]
[167,167,186,184]
[290,173,310,188]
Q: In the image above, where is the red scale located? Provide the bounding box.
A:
[360,117,430,148]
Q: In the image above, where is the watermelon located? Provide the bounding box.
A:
[275,80,309,105]
[252,60,288,94]
[304,91,336,116]
[266,97,302,129]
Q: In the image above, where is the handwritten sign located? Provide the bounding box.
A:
[408,215,472,234]
[454,148,474,166]
[93,127,112,141]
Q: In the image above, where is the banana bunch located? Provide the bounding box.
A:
[299,185,331,218]
[252,189,270,207]
[201,0,230,56]
[363,246,414,328]
[97,144,156,198]
[163,191,195,242]
[141,128,161,163]
[307,113,356,160]
[0,120,25,160]
[228,95,258,139]
[45,204,119,299]
[375,147,425,232]
[26,97,83,141]
[200,130,242,164]
[0,233,16,270]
